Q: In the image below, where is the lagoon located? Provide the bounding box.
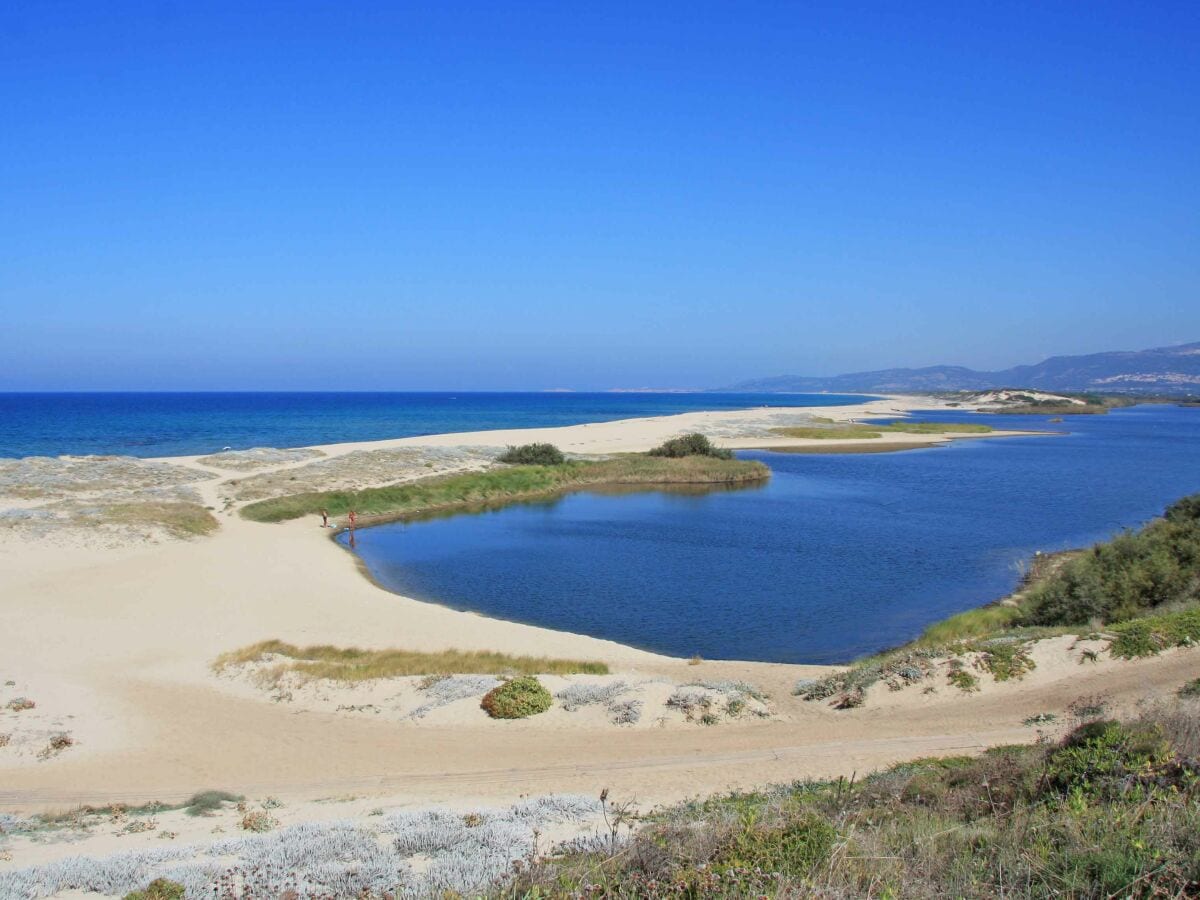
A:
[343,405,1200,664]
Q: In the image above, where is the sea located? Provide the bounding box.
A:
[339,404,1200,664]
[0,391,867,459]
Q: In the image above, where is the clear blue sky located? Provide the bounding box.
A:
[2,1,1197,390]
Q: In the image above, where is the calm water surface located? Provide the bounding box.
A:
[0,392,869,458]
[344,405,1200,664]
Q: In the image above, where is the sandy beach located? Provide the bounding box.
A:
[1,395,1194,886]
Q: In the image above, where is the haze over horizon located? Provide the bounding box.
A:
[3,2,1198,391]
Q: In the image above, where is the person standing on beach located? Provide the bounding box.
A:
[320,508,329,528]
[348,509,357,529]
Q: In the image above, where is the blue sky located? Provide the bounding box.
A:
[2,1,1197,390]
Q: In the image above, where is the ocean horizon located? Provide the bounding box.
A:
[0,391,873,459]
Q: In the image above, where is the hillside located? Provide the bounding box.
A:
[727,341,1200,395]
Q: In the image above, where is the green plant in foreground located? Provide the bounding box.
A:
[1108,608,1200,658]
[497,442,565,465]
[480,676,552,719]
[123,879,185,900]
[947,666,979,692]
[240,809,277,832]
[504,713,1200,898]
[975,640,1035,681]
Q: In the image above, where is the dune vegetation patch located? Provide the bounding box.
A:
[496,442,566,465]
[648,432,733,459]
[214,639,608,686]
[239,451,768,523]
[772,421,994,441]
[86,501,219,538]
[480,676,553,719]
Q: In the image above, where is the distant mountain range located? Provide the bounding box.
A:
[725,341,1200,395]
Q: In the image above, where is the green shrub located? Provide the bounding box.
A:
[1179,678,1200,698]
[497,443,565,465]
[1108,608,1200,658]
[711,814,836,875]
[648,432,733,460]
[1165,494,1200,523]
[947,667,979,692]
[480,676,552,719]
[976,640,1035,681]
[183,790,243,816]
[123,879,185,900]
[1020,507,1200,626]
[1044,720,1173,798]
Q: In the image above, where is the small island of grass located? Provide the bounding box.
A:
[770,421,994,441]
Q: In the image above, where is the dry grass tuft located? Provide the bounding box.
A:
[90,501,219,537]
[214,639,608,685]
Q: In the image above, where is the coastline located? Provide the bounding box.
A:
[2,394,1196,882]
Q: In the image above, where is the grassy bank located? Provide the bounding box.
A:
[214,639,609,681]
[798,493,1200,705]
[772,421,993,441]
[240,455,769,523]
[506,704,1200,898]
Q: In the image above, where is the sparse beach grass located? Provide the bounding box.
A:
[214,639,609,683]
[90,501,219,537]
[772,421,993,441]
[239,453,768,523]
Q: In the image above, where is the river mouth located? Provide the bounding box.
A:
[341,406,1200,665]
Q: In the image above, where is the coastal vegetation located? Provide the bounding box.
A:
[213,639,608,683]
[497,442,566,465]
[506,706,1200,898]
[798,492,1200,706]
[648,432,734,459]
[89,501,219,538]
[123,879,185,900]
[939,390,1148,416]
[480,676,553,719]
[772,421,994,441]
[239,451,767,523]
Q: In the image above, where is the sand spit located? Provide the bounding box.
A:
[2,394,1194,892]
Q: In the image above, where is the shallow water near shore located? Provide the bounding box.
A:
[0,391,870,458]
[344,405,1200,664]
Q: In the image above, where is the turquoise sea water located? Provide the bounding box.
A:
[0,392,869,459]
[343,405,1200,664]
